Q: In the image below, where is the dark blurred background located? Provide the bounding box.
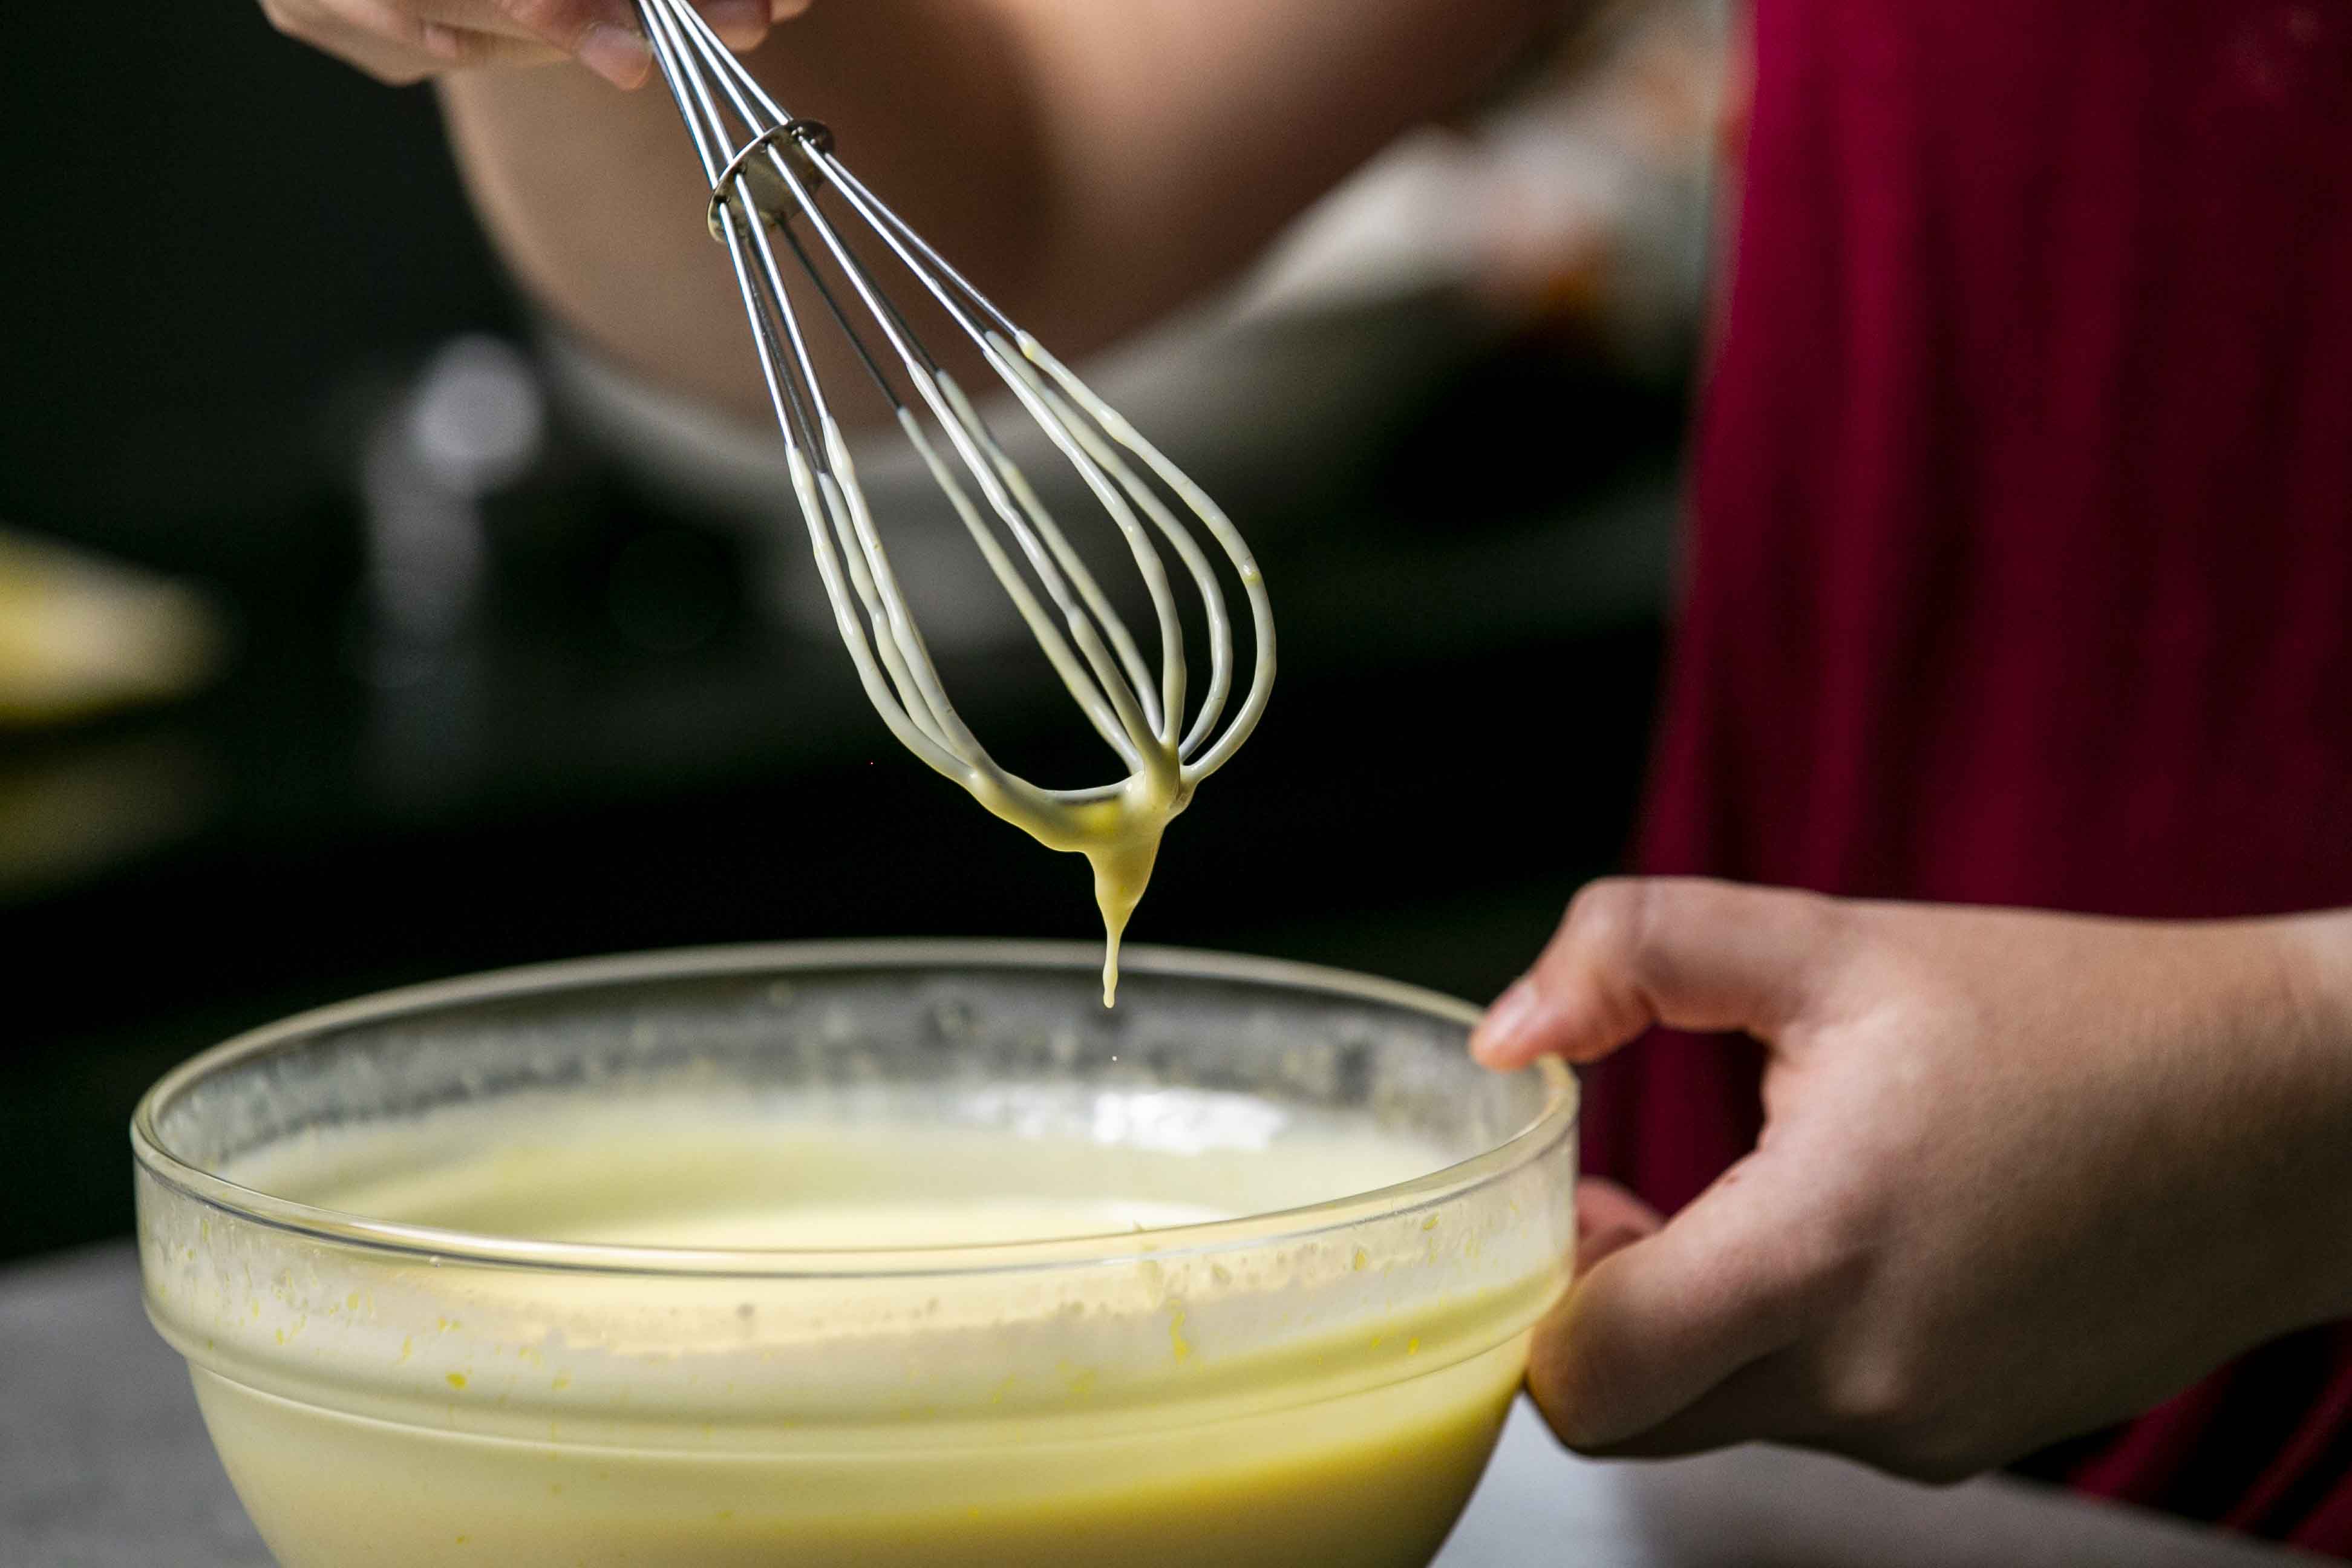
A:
[0,4,1726,1261]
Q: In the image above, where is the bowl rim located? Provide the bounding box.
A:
[131,939,1576,1279]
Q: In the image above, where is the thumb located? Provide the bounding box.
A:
[1529,1159,1809,1451]
[1471,877,1844,1071]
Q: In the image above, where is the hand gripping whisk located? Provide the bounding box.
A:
[632,0,1274,1001]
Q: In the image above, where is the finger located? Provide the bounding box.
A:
[1575,1177,1663,1275]
[401,0,561,39]
[1527,1160,1812,1452]
[1471,877,1845,1070]
[420,22,567,67]
[1577,1349,1821,1459]
[489,0,654,87]
[269,0,446,84]
[695,0,777,50]
[269,0,595,78]
[410,0,773,50]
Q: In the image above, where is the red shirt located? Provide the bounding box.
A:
[1583,0,2352,1549]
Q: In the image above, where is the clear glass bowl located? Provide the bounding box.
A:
[134,941,1577,1568]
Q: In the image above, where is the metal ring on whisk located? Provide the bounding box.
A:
[703,119,837,240]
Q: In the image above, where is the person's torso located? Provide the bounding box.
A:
[1600,0,2352,1548]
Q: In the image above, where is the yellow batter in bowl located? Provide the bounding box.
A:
[134,943,1578,1567]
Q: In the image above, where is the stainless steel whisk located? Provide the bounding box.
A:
[632,0,1274,857]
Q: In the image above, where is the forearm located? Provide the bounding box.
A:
[439,0,1558,420]
[2267,906,2352,1324]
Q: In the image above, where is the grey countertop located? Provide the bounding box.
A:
[0,1244,2317,1567]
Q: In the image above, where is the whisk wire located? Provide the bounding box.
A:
[664,2,1172,769]
[631,0,1273,819]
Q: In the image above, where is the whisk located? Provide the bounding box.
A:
[630,0,1273,1001]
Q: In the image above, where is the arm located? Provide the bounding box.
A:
[1474,880,2352,1478]
[266,0,1560,419]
